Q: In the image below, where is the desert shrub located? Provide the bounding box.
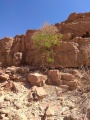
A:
[32,23,62,67]
[81,66,90,84]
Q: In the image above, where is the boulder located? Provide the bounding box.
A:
[17,66,30,74]
[47,70,62,85]
[61,72,78,90]
[0,73,9,81]
[9,112,27,120]
[5,66,17,74]
[10,74,26,82]
[63,80,77,90]
[4,81,18,92]
[45,106,54,117]
[70,69,83,79]
[27,73,47,86]
[10,74,20,80]
[32,86,47,99]
[28,86,47,101]
[59,85,69,90]
[0,109,10,114]
[61,73,75,81]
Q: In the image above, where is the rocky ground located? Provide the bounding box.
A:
[0,66,90,120]
[0,12,90,120]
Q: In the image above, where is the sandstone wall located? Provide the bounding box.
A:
[55,12,90,37]
[54,37,90,67]
[0,12,90,68]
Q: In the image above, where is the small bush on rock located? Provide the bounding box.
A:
[32,23,62,67]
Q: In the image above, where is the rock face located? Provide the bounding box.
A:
[55,12,90,37]
[54,37,90,67]
[0,37,13,67]
[0,12,90,68]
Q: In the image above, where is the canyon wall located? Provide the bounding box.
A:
[0,12,90,68]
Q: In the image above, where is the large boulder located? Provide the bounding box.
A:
[27,73,47,86]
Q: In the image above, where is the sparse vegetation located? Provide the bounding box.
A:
[32,23,63,67]
[80,66,90,85]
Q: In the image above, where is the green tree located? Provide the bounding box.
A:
[32,23,62,67]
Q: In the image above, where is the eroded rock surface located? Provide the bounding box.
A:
[0,12,90,68]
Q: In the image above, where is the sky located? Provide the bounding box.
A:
[0,0,90,39]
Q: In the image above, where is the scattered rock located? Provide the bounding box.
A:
[70,70,83,79]
[31,86,47,100]
[27,73,47,86]
[4,81,18,92]
[61,73,75,81]
[17,66,30,74]
[59,85,69,91]
[63,115,76,120]
[0,109,9,114]
[10,74,26,82]
[83,85,90,93]
[63,80,77,90]
[0,73,9,81]
[9,112,27,120]
[47,70,62,85]
[10,74,20,80]
[45,106,54,117]
[4,96,12,101]
[5,66,17,74]
[87,108,90,119]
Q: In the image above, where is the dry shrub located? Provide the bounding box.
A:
[39,23,59,35]
[81,66,90,84]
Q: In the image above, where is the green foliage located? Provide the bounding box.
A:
[32,23,62,67]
